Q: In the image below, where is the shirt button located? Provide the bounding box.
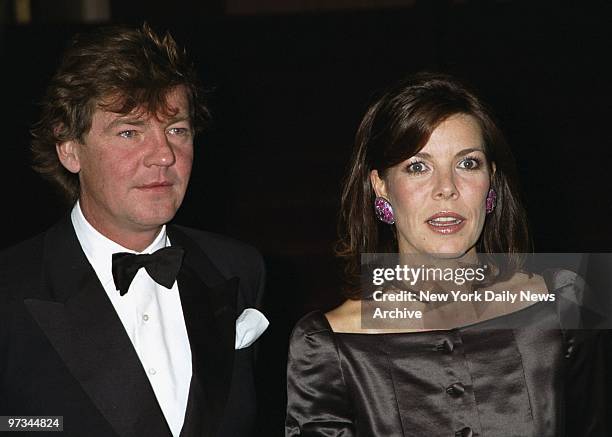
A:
[455,427,473,437]
[446,382,465,397]
[148,368,156,375]
[143,314,150,322]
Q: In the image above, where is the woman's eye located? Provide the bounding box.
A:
[168,127,190,136]
[407,161,427,174]
[118,130,137,139]
[458,157,481,170]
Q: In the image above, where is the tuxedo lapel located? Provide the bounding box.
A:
[24,217,171,437]
[168,226,239,437]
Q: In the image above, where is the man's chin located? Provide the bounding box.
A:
[130,208,179,229]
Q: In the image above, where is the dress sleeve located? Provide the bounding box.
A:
[563,329,612,435]
[552,269,612,435]
[285,311,355,437]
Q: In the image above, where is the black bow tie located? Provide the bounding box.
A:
[111,246,185,296]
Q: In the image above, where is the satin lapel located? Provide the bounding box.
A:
[168,226,238,436]
[24,217,171,437]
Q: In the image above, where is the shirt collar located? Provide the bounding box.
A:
[71,201,168,288]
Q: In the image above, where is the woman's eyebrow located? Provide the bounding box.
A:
[411,147,484,160]
[413,151,432,159]
[455,147,485,157]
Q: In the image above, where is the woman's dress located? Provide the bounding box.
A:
[286,270,611,436]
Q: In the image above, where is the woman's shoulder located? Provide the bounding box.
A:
[325,299,364,332]
[542,268,583,292]
[542,268,586,311]
[290,310,333,339]
[500,268,583,302]
[288,311,343,369]
[545,268,611,330]
[290,299,364,337]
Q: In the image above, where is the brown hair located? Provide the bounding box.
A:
[31,23,209,203]
[336,72,530,297]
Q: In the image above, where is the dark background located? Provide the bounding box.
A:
[1,0,610,434]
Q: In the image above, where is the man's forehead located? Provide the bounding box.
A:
[98,106,186,123]
[95,86,190,121]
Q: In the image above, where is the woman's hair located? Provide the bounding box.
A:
[31,23,209,203]
[335,72,530,297]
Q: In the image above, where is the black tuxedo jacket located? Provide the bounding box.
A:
[0,216,266,437]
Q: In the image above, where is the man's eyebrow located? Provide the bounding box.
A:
[166,115,191,125]
[104,114,191,131]
[105,117,146,130]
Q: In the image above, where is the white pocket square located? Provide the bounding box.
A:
[235,308,269,349]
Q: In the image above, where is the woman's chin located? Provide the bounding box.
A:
[419,242,476,259]
[399,233,478,258]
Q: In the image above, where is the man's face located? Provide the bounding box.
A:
[59,86,194,244]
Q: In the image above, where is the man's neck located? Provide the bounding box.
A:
[98,228,162,253]
[77,202,162,252]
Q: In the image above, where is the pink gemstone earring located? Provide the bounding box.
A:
[374,197,395,224]
[486,188,497,214]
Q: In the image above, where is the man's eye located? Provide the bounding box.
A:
[406,161,427,174]
[118,130,137,139]
[458,157,481,170]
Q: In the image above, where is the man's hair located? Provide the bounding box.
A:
[31,23,209,203]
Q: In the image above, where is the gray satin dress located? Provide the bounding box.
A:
[286,270,611,436]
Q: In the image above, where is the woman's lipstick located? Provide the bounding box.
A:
[425,211,466,234]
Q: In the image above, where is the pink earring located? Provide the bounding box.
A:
[486,188,497,214]
[374,197,395,224]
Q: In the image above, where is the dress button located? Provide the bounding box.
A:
[446,382,465,397]
[148,368,156,375]
[143,314,150,322]
[455,427,473,437]
[565,336,575,358]
[436,339,454,353]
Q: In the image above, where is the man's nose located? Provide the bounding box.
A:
[144,129,176,167]
[432,168,459,200]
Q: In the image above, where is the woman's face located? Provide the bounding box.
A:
[371,113,492,257]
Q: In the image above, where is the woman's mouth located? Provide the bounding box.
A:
[426,212,466,234]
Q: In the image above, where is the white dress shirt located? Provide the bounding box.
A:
[71,202,192,437]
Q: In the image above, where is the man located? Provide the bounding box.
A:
[0,24,268,437]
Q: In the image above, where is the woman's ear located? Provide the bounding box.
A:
[56,140,81,174]
[370,169,389,199]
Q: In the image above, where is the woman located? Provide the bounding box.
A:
[285,73,608,436]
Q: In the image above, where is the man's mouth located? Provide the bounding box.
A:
[137,181,173,190]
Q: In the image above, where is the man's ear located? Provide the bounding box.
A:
[370,169,389,199]
[56,140,81,174]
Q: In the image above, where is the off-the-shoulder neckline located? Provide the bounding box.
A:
[318,268,578,335]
